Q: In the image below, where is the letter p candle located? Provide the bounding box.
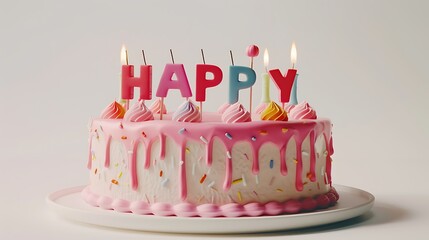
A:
[228,66,256,104]
[195,64,223,102]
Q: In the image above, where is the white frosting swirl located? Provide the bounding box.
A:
[172,100,201,122]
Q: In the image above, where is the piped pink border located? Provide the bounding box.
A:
[81,186,339,218]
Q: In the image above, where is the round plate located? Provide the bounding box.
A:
[46,185,374,234]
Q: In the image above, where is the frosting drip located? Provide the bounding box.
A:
[124,100,154,122]
[100,101,125,119]
[222,103,251,123]
[260,101,288,121]
[172,100,201,122]
[149,98,167,114]
[289,101,317,120]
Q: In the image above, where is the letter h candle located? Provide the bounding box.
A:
[121,47,152,107]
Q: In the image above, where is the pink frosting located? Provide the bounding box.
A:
[82,186,339,218]
[284,102,295,113]
[151,203,174,216]
[217,102,231,114]
[149,98,167,114]
[255,102,269,114]
[129,201,151,215]
[289,101,317,120]
[221,102,251,123]
[97,196,113,210]
[243,203,265,216]
[112,199,131,213]
[283,199,301,214]
[124,100,154,122]
[173,203,197,217]
[265,202,283,215]
[220,203,244,217]
[100,101,125,119]
[172,100,201,122]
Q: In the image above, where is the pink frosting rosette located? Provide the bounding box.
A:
[217,102,231,114]
[288,101,317,120]
[284,102,296,113]
[172,100,201,122]
[123,100,154,122]
[255,102,269,114]
[149,98,167,114]
[221,102,251,123]
[100,101,125,119]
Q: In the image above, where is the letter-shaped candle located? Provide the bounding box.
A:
[268,68,297,103]
[289,74,299,105]
[195,64,223,102]
[262,49,271,103]
[121,65,152,100]
[289,42,299,105]
[156,64,192,98]
[269,42,299,105]
[228,66,256,104]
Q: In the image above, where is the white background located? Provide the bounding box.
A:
[1,0,428,239]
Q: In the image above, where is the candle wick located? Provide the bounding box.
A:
[292,63,295,69]
[141,50,147,65]
[125,49,129,65]
[229,50,234,66]
[201,49,206,64]
[170,49,175,64]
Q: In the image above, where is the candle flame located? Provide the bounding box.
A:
[264,48,269,71]
[121,45,128,65]
[291,42,297,69]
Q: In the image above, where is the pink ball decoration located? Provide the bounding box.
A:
[247,45,259,57]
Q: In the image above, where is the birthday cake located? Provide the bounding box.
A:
[82,45,338,217]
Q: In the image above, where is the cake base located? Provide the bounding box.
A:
[81,185,339,217]
[46,185,374,233]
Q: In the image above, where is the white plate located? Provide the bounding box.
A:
[46,185,374,234]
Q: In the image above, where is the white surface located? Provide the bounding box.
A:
[46,185,374,234]
[1,0,428,239]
